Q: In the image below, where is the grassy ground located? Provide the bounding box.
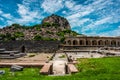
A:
[0,57,120,80]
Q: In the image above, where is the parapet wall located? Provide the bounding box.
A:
[0,40,60,53]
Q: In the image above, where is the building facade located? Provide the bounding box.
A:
[63,36,120,50]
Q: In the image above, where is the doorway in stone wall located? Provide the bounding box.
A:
[21,45,25,53]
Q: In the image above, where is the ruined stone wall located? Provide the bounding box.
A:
[0,40,60,53]
[63,36,120,50]
[64,36,120,47]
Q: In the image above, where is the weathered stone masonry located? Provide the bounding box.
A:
[63,36,120,50]
[0,36,120,53]
[0,40,60,53]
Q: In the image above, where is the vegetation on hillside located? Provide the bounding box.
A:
[0,14,83,41]
[0,22,82,42]
[0,57,120,80]
[57,29,80,37]
[33,35,57,41]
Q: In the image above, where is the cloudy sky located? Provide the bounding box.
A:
[0,0,120,36]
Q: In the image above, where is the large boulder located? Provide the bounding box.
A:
[10,65,23,72]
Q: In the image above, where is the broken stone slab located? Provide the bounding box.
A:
[0,70,5,75]
[40,63,52,75]
[67,64,78,74]
[10,65,24,72]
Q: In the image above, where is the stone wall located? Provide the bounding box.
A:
[0,40,60,53]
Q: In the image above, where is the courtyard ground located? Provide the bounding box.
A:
[0,56,120,80]
[0,53,52,63]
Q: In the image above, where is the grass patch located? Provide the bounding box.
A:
[59,55,66,58]
[27,53,36,57]
[0,57,120,80]
[28,54,35,57]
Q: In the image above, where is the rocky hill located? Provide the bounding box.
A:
[42,14,70,30]
[0,14,80,41]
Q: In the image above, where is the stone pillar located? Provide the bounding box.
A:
[84,40,86,46]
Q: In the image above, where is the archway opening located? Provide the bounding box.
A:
[118,42,120,46]
[79,40,84,45]
[68,40,71,45]
[105,40,109,46]
[21,45,25,53]
[111,40,116,47]
[86,40,91,45]
[92,40,97,45]
[73,40,78,45]
[98,40,103,45]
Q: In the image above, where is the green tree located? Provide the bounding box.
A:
[12,23,21,29]
[5,33,12,41]
[46,31,53,34]
[13,32,24,38]
[42,22,51,27]
[60,37,65,43]
[33,35,42,40]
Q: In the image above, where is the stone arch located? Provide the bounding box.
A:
[21,45,25,53]
[92,40,97,45]
[86,40,91,45]
[118,41,120,46]
[79,40,84,45]
[73,40,78,45]
[64,41,66,44]
[105,40,110,46]
[98,40,104,45]
[111,40,116,46]
[67,40,71,45]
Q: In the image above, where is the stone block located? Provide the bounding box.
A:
[10,65,23,72]
[0,70,5,75]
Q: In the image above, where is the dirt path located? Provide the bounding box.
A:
[0,53,52,63]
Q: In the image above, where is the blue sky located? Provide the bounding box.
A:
[0,0,120,36]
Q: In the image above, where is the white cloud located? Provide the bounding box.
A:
[69,18,90,28]
[0,25,4,28]
[23,0,39,6]
[0,9,13,19]
[17,4,28,16]
[65,0,75,9]
[15,4,43,25]
[94,17,112,25]
[2,14,13,19]
[0,17,4,21]
[0,1,44,26]
[118,26,120,28]
[65,0,120,37]
[82,17,112,31]
[6,20,13,25]
[99,28,120,37]
[65,0,108,29]
[0,10,2,14]
[41,0,64,13]
[67,10,93,20]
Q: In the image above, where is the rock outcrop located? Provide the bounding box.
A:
[42,14,71,30]
[0,14,80,41]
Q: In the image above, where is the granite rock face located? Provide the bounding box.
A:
[42,14,71,30]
